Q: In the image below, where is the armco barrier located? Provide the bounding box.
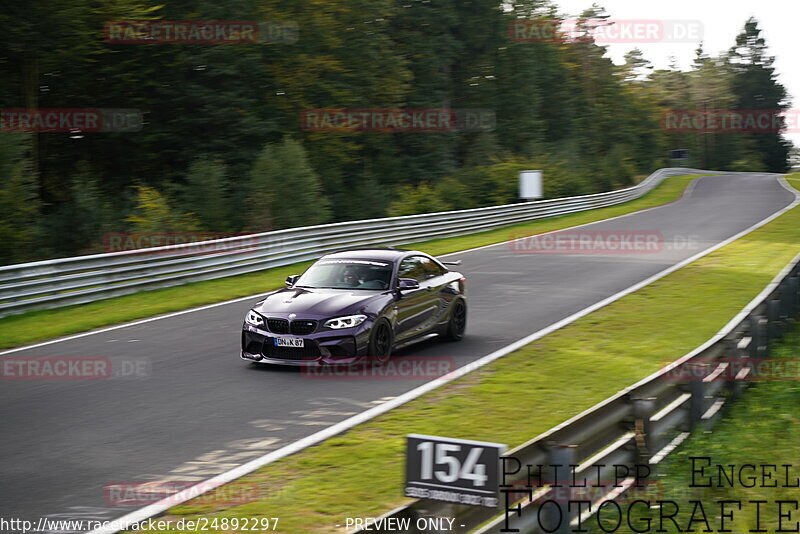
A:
[357,253,800,534]
[0,168,715,318]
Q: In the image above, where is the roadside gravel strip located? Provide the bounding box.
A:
[0,173,794,533]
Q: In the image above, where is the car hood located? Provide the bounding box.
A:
[254,287,387,318]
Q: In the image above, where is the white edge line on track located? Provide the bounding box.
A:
[680,173,702,199]
[0,173,707,357]
[89,174,798,534]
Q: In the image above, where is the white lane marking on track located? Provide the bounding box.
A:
[680,173,704,199]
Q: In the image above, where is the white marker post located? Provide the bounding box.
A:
[519,170,543,200]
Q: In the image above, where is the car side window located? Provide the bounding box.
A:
[398,256,427,282]
[421,257,446,278]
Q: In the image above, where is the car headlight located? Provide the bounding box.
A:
[245,310,265,327]
[324,314,368,329]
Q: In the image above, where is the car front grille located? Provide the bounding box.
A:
[290,320,317,335]
[267,318,289,334]
[266,318,317,335]
[263,342,320,361]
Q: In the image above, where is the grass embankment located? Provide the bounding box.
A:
[588,327,800,534]
[0,175,698,350]
[134,177,800,533]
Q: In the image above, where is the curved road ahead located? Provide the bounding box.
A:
[0,173,795,532]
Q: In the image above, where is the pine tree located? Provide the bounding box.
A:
[246,138,330,231]
[727,17,790,172]
[179,158,231,232]
[0,134,41,264]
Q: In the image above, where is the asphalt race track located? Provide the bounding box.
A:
[0,173,795,533]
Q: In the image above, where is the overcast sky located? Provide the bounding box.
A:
[551,0,799,147]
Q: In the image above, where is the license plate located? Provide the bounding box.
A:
[274,337,304,348]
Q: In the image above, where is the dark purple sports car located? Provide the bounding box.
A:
[241,248,467,366]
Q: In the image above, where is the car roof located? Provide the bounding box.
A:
[322,247,419,262]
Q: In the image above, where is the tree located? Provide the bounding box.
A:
[387,183,451,216]
[178,158,230,232]
[43,162,115,257]
[0,134,41,264]
[246,138,330,231]
[125,185,198,234]
[686,45,738,169]
[3,1,787,263]
[727,17,791,172]
[620,48,653,83]
[0,0,158,190]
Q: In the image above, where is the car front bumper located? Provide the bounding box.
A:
[240,322,372,366]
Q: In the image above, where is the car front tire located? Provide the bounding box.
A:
[368,319,394,362]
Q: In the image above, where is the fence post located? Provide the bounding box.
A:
[749,315,768,358]
[688,362,709,430]
[722,336,745,400]
[795,269,800,313]
[767,299,782,341]
[785,276,798,320]
[545,443,577,534]
[632,397,656,468]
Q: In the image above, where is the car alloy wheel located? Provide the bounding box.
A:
[446,300,466,341]
[370,320,393,363]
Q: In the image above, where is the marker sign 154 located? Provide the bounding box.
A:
[405,434,505,508]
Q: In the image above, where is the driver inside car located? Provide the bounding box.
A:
[341,267,362,287]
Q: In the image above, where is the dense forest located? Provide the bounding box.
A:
[0,1,792,265]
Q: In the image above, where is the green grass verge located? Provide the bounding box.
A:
[0,175,698,350]
[134,177,800,533]
[587,326,800,534]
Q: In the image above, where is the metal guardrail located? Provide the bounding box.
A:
[361,253,800,534]
[0,168,715,318]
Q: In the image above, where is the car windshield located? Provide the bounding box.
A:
[295,259,393,290]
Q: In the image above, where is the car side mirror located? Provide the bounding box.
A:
[398,278,420,291]
[285,275,300,287]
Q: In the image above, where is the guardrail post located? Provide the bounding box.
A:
[545,443,577,534]
[688,362,709,431]
[723,336,746,400]
[749,315,768,358]
[794,275,799,312]
[784,277,798,321]
[632,397,656,468]
[767,299,782,341]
